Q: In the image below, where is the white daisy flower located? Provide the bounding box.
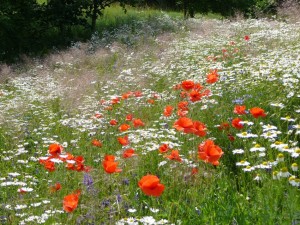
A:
[232,149,244,154]
[236,160,250,166]
[250,144,266,152]
[291,163,298,171]
[279,167,290,178]
[236,132,258,138]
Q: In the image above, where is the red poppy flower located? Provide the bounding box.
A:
[228,134,235,142]
[72,156,87,172]
[191,167,199,175]
[49,143,63,156]
[122,148,137,158]
[138,175,165,197]
[173,117,195,133]
[44,160,56,172]
[244,35,250,41]
[66,163,75,171]
[159,144,169,153]
[181,80,195,91]
[91,139,102,147]
[102,160,121,173]
[63,190,81,213]
[178,101,189,111]
[111,97,120,105]
[202,89,211,97]
[126,114,133,121]
[206,69,219,84]
[119,124,131,132]
[75,156,84,163]
[180,91,188,99]
[65,152,75,161]
[231,118,243,129]
[102,155,122,173]
[198,139,224,166]
[122,92,132,99]
[250,107,266,118]
[194,83,203,91]
[118,136,129,146]
[104,155,115,161]
[234,105,246,115]
[192,121,207,137]
[189,90,202,102]
[50,183,61,193]
[218,122,230,131]
[173,84,181,90]
[147,99,155,104]
[94,113,103,118]
[134,91,142,97]
[163,105,173,117]
[166,150,182,162]
[110,119,118,125]
[133,118,145,127]
[76,164,86,172]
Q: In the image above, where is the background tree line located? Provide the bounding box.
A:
[0,0,292,63]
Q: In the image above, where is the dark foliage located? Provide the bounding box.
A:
[0,0,293,63]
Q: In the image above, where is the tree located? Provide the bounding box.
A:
[175,0,257,18]
[176,0,210,19]
[0,0,45,61]
[45,0,88,35]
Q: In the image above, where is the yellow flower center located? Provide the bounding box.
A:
[255,144,261,148]
[289,176,295,181]
[281,167,288,172]
[277,153,284,158]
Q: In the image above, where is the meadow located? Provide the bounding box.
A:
[0,7,300,225]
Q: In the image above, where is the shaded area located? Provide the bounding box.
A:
[0,0,293,63]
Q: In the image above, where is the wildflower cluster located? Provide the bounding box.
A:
[0,17,299,224]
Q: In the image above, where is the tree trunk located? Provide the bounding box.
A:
[183,0,188,19]
[189,7,195,18]
[91,0,98,32]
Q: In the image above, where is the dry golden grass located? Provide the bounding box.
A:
[0,31,180,113]
[277,0,300,23]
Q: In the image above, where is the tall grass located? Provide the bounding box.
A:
[98,5,182,31]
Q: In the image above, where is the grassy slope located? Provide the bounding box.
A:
[0,7,300,225]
